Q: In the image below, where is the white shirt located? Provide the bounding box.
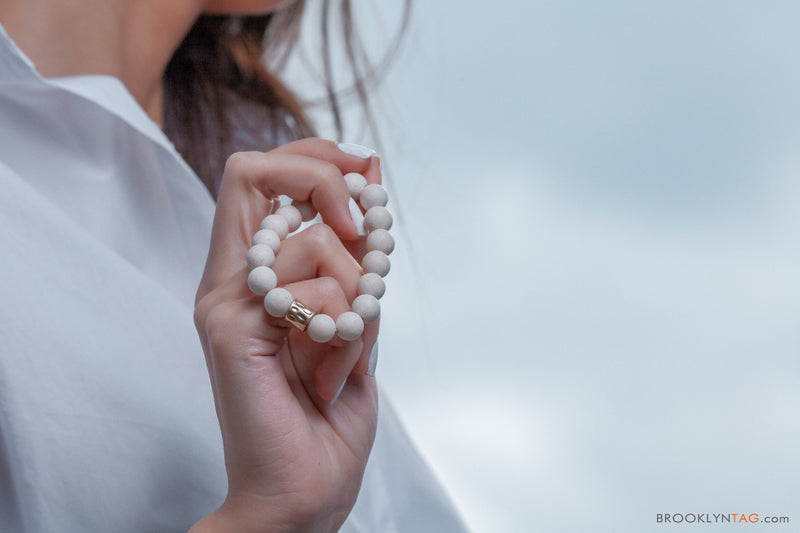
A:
[0,24,465,532]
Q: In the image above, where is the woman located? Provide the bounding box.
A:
[0,0,465,531]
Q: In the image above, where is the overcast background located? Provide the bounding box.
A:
[291,2,800,531]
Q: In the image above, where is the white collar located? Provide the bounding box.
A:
[0,22,184,163]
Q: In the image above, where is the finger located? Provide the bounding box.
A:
[272,223,362,298]
[362,156,382,186]
[206,223,364,336]
[200,138,378,299]
[274,139,382,221]
[352,321,379,376]
[281,277,363,402]
[268,138,380,229]
[314,336,363,402]
[201,297,310,460]
[201,152,361,298]
[202,263,377,403]
[342,235,367,265]
[199,291,288,367]
[220,151,356,241]
[273,225,379,380]
[271,138,378,172]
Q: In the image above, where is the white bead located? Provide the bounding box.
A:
[359,184,388,209]
[362,251,390,277]
[275,205,302,233]
[252,229,281,253]
[352,294,380,323]
[260,214,289,240]
[264,288,294,317]
[246,244,275,269]
[344,172,368,200]
[247,266,277,295]
[336,312,365,341]
[364,206,393,232]
[292,200,318,222]
[366,228,395,255]
[307,313,336,343]
[357,273,386,299]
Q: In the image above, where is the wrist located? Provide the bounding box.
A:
[190,492,347,533]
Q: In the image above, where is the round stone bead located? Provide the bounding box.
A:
[260,214,289,240]
[252,228,281,253]
[352,294,380,323]
[364,206,393,232]
[264,288,294,317]
[336,312,365,341]
[357,272,386,299]
[246,244,275,269]
[362,251,390,277]
[308,313,336,343]
[344,172,368,200]
[292,200,318,222]
[275,205,302,233]
[247,266,277,296]
[359,184,388,210]
[366,228,395,255]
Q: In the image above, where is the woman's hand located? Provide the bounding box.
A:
[190,139,382,532]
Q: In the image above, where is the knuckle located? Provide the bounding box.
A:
[316,276,344,302]
[193,295,213,334]
[222,151,258,180]
[315,162,342,190]
[303,222,337,249]
[192,305,205,334]
[195,298,237,352]
[203,304,233,353]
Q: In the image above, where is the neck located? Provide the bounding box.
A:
[0,0,203,124]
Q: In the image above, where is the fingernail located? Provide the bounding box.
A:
[338,142,377,159]
[366,341,379,377]
[349,197,366,236]
[331,378,347,405]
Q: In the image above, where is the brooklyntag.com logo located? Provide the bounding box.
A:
[657,513,790,525]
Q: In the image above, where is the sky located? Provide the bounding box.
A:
[290,2,800,531]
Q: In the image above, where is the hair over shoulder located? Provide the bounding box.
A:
[163,0,411,196]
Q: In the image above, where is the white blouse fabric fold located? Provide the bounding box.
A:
[0,25,465,532]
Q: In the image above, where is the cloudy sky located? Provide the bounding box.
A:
[293,2,800,531]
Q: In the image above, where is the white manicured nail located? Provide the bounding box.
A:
[349,197,366,236]
[338,142,377,159]
[331,378,347,405]
[366,341,379,377]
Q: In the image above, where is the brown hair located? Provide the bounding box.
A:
[163,1,411,196]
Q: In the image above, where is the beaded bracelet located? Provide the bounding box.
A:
[245,172,394,343]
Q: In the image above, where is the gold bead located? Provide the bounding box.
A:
[285,300,316,331]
